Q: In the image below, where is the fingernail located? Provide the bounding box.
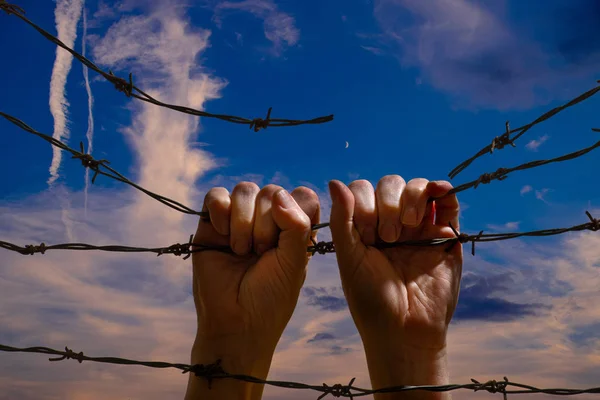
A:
[402,206,418,226]
[276,189,294,209]
[380,222,397,242]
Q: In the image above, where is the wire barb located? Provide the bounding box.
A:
[71,142,110,184]
[318,378,356,399]
[490,121,517,154]
[471,377,509,399]
[250,107,273,132]
[107,71,134,97]
[49,347,85,364]
[0,0,25,15]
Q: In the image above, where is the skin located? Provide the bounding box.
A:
[185,182,320,400]
[185,176,462,400]
[328,177,462,400]
[328,177,463,352]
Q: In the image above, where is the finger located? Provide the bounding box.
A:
[230,181,260,255]
[400,178,429,228]
[375,175,405,243]
[253,184,283,256]
[328,180,365,275]
[194,187,231,247]
[290,186,321,250]
[428,180,460,231]
[271,188,312,276]
[348,180,377,246]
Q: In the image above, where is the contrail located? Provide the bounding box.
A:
[48,0,84,186]
[82,3,95,219]
[48,0,84,241]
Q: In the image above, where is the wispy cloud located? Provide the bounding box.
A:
[521,184,533,195]
[360,45,385,56]
[48,0,84,186]
[212,0,299,56]
[535,188,552,203]
[525,134,550,151]
[371,0,600,110]
[486,221,521,232]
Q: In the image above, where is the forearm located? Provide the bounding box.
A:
[363,339,451,400]
[184,335,275,400]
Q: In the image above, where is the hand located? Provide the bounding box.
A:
[192,182,320,351]
[185,182,320,400]
[328,176,463,352]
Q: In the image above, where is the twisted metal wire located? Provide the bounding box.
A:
[1,343,600,398]
[0,1,333,131]
[3,110,600,256]
[447,81,600,179]
[2,211,599,258]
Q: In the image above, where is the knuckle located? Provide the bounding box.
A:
[349,179,374,191]
[258,184,283,197]
[407,177,429,187]
[233,181,260,195]
[292,186,318,201]
[205,187,228,204]
[379,174,405,187]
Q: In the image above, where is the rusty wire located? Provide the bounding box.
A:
[447,81,600,180]
[1,343,600,399]
[2,110,600,257]
[2,211,599,259]
[0,1,333,131]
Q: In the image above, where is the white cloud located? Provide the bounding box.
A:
[521,184,533,195]
[360,45,385,56]
[486,221,520,232]
[536,188,552,203]
[525,134,550,151]
[213,0,299,56]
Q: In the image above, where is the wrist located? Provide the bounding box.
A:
[184,334,276,400]
[363,340,451,400]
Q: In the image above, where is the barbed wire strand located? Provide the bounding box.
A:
[0,1,333,131]
[1,343,600,398]
[3,110,600,253]
[447,80,600,180]
[2,211,599,259]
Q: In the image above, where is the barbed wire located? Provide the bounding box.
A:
[2,210,599,259]
[447,80,600,180]
[3,1,600,397]
[0,1,333,132]
[3,110,600,256]
[1,343,600,398]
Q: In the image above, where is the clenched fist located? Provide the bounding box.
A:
[192,182,320,350]
[328,176,463,352]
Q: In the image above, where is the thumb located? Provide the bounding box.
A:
[328,180,365,275]
[271,189,312,275]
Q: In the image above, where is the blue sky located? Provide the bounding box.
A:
[1,0,600,399]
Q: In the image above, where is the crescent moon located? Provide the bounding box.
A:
[345,141,349,149]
